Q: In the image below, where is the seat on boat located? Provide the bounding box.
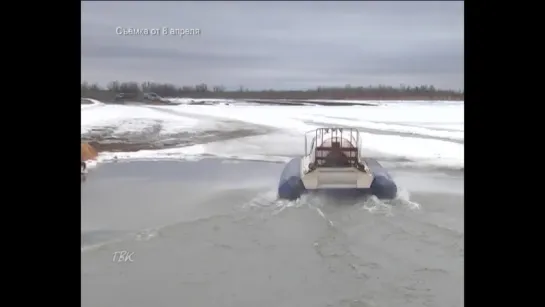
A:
[315,138,358,167]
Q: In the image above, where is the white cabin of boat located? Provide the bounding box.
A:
[301,128,373,189]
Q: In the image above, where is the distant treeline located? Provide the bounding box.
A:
[81,81,464,101]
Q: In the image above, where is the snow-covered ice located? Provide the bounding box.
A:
[81,104,201,135]
[81,100,464,170]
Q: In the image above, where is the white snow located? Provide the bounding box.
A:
[80,98,104,110]
[164,97,237,105]
[81,100,464,170]
[81,104,201,135]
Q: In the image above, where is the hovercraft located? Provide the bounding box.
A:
[278,128,397,200]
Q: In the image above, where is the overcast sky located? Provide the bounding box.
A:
[81,1,464,90]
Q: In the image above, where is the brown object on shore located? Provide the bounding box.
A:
[81,142,98,161]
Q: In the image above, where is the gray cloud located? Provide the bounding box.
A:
[82,1,464,90]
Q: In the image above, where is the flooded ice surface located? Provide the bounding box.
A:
[82,160,463,307]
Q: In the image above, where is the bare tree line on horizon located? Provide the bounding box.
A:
[81,81,464,101]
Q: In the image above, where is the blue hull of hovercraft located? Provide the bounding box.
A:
[277,157,397,200]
